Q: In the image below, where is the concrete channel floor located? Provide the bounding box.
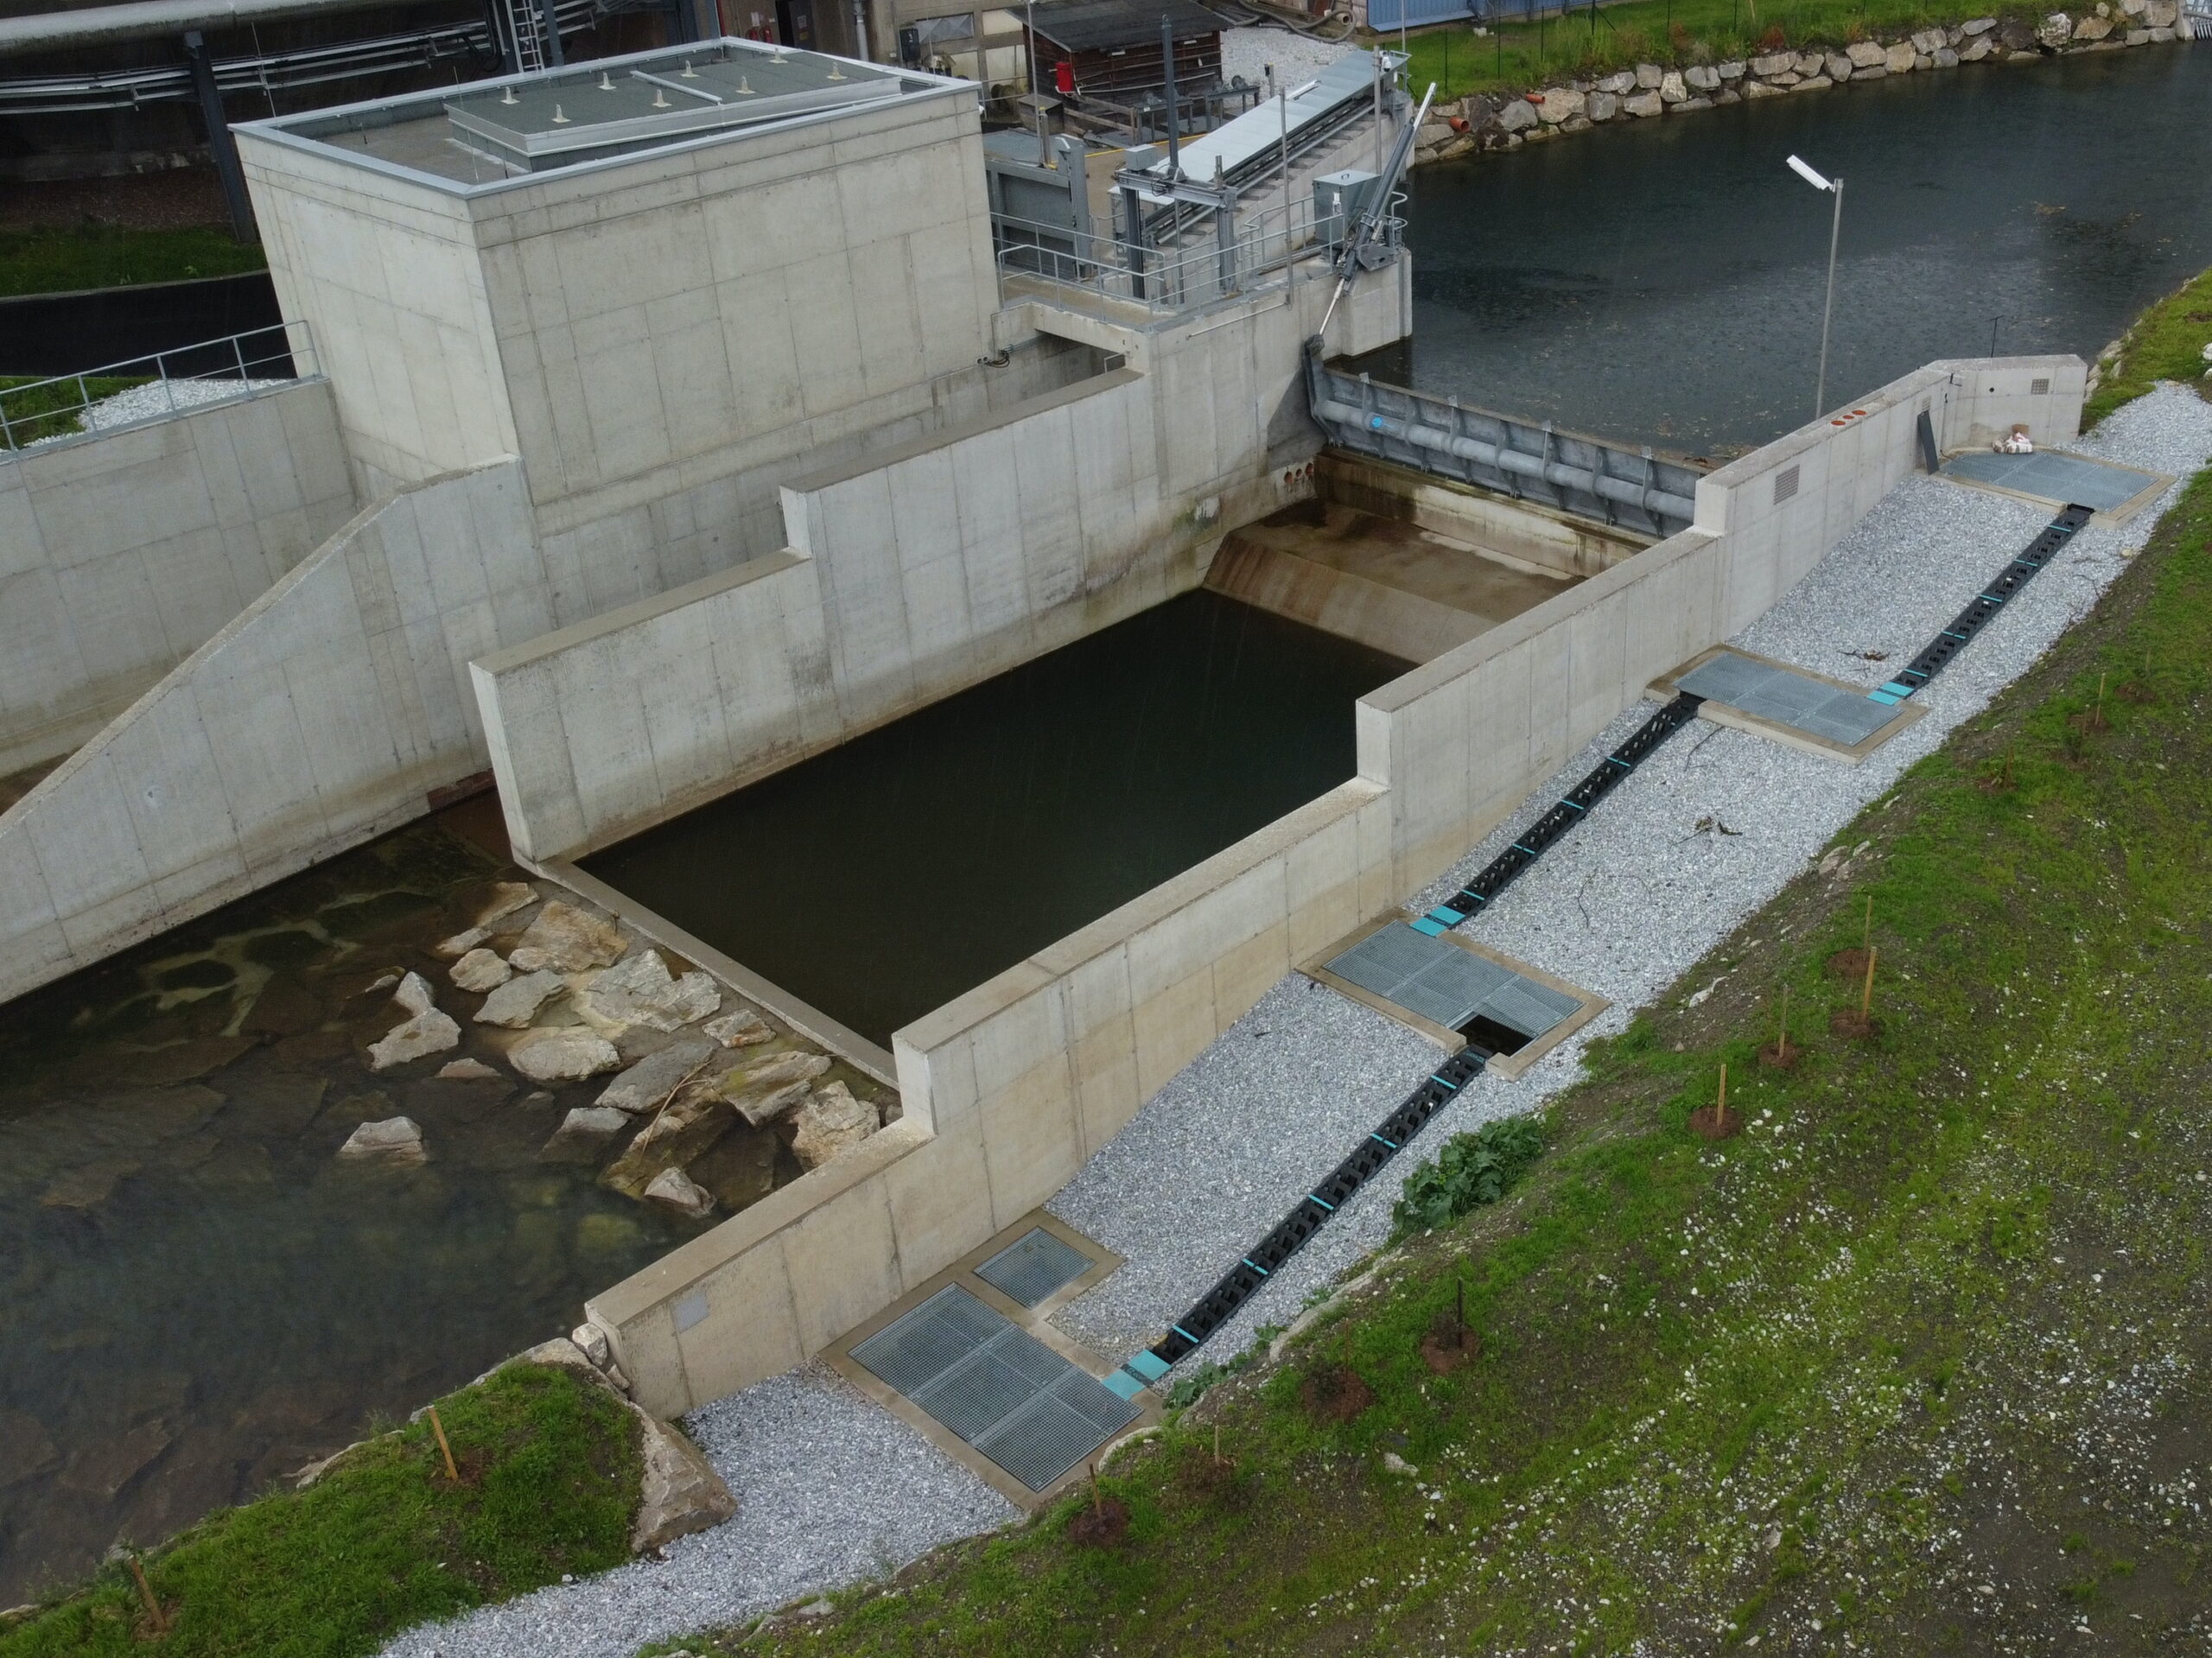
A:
[384,382,2212,1658]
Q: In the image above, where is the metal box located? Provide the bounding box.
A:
[1313,167,1378,247]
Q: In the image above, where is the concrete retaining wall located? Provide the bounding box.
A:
[0,381,356,777]
[582,352,2082,1417]
[0,458,550,1005]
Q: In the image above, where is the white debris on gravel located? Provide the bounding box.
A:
[378,1364,1014,1658]
[1220,23,1354,93]
[389,382,2212,1658]
[1052,382,2212,1371]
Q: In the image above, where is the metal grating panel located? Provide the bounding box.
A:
[1326,924,1581,1038]
[975,1228,1095,1308]
[1676,651,1899,747]
[849,1286,1137,1491]
[1941,448,2152,512]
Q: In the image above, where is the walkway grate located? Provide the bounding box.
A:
[1675,651,1899,747]
[974,1228,1095,1308]
[1325,925,1583,1038]
[1942,449,2157,514]
[851,1286,1137,1491]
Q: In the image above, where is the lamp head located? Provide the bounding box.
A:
[1787,154,1837,193]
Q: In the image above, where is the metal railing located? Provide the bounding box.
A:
[0,321,316,458]
[995,197,1400,317]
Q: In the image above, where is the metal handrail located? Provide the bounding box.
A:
[993,200,1400,316]
[0,320,318,457]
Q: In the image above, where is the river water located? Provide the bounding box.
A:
[1355,41,2212,455]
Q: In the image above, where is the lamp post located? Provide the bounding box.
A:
[1787,153,1844,419]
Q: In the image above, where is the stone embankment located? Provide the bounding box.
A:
[1411,2,2193,165]
[344,880,898,1220]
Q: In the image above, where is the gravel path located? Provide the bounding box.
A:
[1220,24,1355,92]
[15,376,290,451]
[390,382,2212,1658]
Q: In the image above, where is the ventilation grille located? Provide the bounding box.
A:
[851,1286,1136,1491]
[1325,925,1583,1038]
[975,1229,1094,1307]
[1772,464,1801,505]
[2031,377,2051,397]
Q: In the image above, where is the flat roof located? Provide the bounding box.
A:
[1026,0,1227,52]
[236,38,969,195]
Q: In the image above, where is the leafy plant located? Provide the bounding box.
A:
[1392,1115,1548,1236]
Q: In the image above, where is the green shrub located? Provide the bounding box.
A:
[1392,1115,1547,1235]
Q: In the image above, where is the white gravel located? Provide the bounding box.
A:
[392,381,2212,1658]
[13,375,289,451]
[1220,23,1355,93]
[379,1364,1014,1658]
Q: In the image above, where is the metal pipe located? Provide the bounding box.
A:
[182,29,256,243]
[1815,179,1844,417]
[1160,14,1179,180]
[0,0,455,57]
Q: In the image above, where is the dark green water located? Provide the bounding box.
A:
[0,808,702,1605]
[585,592,1412,1047]
[1357,42,2212,454]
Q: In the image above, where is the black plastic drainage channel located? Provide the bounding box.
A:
[1097,505,2099,1398]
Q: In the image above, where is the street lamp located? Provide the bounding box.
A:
[1787,153,1844,420]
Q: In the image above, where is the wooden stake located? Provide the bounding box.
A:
[1862,894,1872,950]
[1213,1423,1223,1468]
[428,1405,459,1483]
[2095,671,2107,727]
[1089,1458,1103,1518]
[1859,946,1878,1020]
[126,1554,167,1634]
[1717,1061,1728,1121]
[1777,985,1791,1060]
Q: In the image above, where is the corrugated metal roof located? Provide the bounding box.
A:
[1130,48,1376,196]
[1027,0,1228,52]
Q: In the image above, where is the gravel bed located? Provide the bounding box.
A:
[1220,24,1355,92]
[381,1364,1014,1658]
[16,376,289,450]
[393,383,2212,1658]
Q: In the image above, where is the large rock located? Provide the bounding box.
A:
[508,901,626,975]
[791,1082,878,1171]
[1744,78,1789,96]
[1885,39,1917,68]
[542,1106,630,1163]
[1624,90,1665,115]
[2037,11,2074,43]
[474,881,538,927]
[2144,0,2177,22]
[474,969,567,1028]
[1847,38,1887,64]
[2072,13,2113,37]
[1934,43,1961,64]
[1633,60,1662,86]
[1684,63,1721,90]
[1751,50,1796,75]
[1792,49,1823,73]
[641,1166,716,1221]
[393,971,435,1017]
[1717,59,1747,78]
[601,1083,734,1194]
[337,1116,427,1166]
[1961,14,1997,31]
[1959,32,1993,57]
[703,1007,772,1048]
[1534,86,1583,122]
[1593,68,1636,92]
[627,1404,735,1552]
[367,1008,461,1070]
[1657,69,1688,102]
[581,950,721,1032]
[1586,90,1618,120]
[434,926,488,959]
[449,949,512,993]
[1824,50,1854,79]
[1912,26,1948,51]
[511,1030,623,1083]
[726,1051,832,1126]
[597,1037,718,1115]
[437,1058,504,1081]
[1497,98,1536,131]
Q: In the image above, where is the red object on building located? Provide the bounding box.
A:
[1054,59,1075,94]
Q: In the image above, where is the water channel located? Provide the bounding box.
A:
[4,39,2209,1611]
[1351,41,2212,456]
[586,592,1411,1049]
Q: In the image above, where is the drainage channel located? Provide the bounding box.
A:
[1099,502,2094,1397]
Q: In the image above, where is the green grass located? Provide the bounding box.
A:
[0,1363,641,1658]
[0,226,265,302]
[1387,0,2037,103]
[2084,264,2212,429]
[691,469,2212,1651]
[0,375,151,447]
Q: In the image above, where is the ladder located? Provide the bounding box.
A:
[498,0,551,74]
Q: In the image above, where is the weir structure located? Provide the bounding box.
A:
[0,23,2096,1500]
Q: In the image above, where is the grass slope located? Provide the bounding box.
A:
[0,1363,641,1658]
[2086,268,2212,430]
[0,376,150,447]
[701,473,2212,1654]
[0,227,265,302]
[1389,0,2040,104]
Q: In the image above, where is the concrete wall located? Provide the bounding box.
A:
[0,382,357,778]
[582,353,2084,1416]
[0,458,550,1006]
